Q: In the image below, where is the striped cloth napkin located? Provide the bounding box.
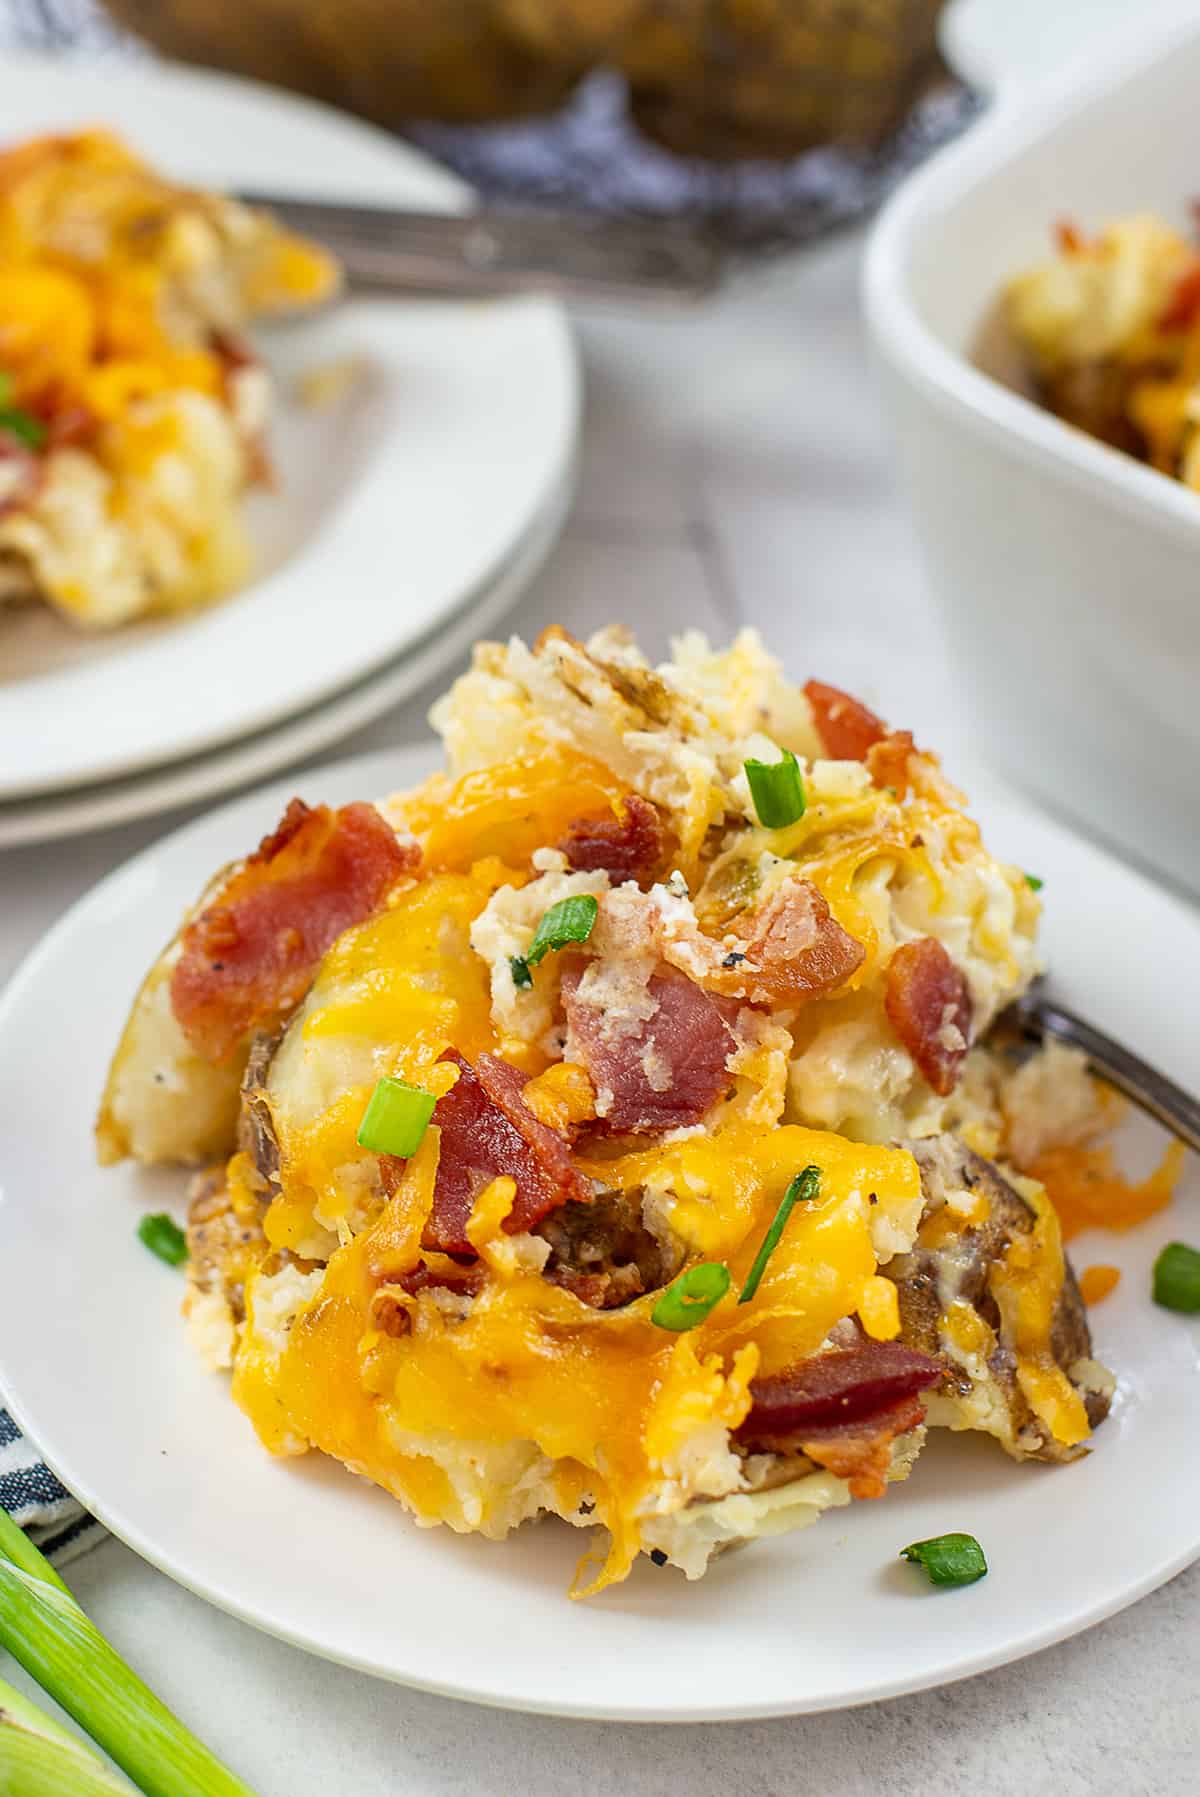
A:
[1,1406,104,1566]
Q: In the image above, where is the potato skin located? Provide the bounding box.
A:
[885,1135,1112,1464]
[96,870,246,1168]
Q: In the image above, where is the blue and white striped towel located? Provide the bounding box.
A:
[0,1406,104,1567]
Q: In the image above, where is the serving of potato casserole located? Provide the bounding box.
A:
[98,627,1129,1593]
[0,129,337,629]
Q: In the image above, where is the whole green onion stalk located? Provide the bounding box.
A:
[0,1672,135,1794]
[0,1505,257,1797]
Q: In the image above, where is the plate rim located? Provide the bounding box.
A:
[0,462,574,849]
[2,748,1199,1720]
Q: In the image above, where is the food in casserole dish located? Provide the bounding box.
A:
[1005,213,1200,488]
[0,130,338,629]
[99,627,1121,1592]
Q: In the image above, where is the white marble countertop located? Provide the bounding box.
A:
[3,233,1197,1795]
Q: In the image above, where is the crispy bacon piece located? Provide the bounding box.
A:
[1055,217,1086,255]
[170,798,414,1063]
[561,795,665,888]
[561,961,736,1135]
[796,1395,929,1499]
[737,1341,942,1439]
[711,879,864,1007]
[884,936,973,1097]
[804,680,887,762]
[396,1258,486,1300]
[865,730,919,797]
[415,1050,592,1254]
[1159,263,1200,333]
[736,1340,941,1498]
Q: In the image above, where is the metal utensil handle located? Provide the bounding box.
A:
[1012,986,1200,1155]
[238,192,724,303]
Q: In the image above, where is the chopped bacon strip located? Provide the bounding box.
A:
[710,878,864,1007]
[804,680,887,762]
[884,936,973,1096]
[736,1341,939,1495]
[797,1395,929,1499]
[736,1341,942,1441]
[865,730,919,797]
[414,1050,592,1255]
[561,961,736,1135]
[1159,263,1200,333]
[396,1258,486,1300]
[43,404,96,450]
[561,795,665,888]
[170,798,415,1063]
[1055,217,1086,255]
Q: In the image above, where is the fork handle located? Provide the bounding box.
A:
[238,192,724,304]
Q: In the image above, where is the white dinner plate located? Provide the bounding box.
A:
[0,464,571,849]
[0,746,1197,1720]
[0,55,577,801]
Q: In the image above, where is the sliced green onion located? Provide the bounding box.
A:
[356,1077,436,1158]
[0,407,46,449]
[136,1213,187,1268]
[651,1262,731,1331]
[1025,873,1044,892]
[1152,1241,1200,1313]
[0,372,12,406]
[738,1165,820,1305]
[509,955,533,990]
[0,1507,256,1796]
[525,894,599,969]
[0,1671,134,1795]
[744,749,806,829]
[900,1532,988,1588]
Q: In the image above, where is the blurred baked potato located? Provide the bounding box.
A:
[104,0,588,126]
[104,0,947,157]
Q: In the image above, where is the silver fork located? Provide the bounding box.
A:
[238,191,724,303]
[1002,979,1200,1154]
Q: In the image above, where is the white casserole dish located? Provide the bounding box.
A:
[865,3,1200,896]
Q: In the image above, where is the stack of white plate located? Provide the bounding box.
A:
[0,56,579,848]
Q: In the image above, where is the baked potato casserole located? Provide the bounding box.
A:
[99,627,1123,1592]
[1006,213,1200,489]
[0,129,338,629]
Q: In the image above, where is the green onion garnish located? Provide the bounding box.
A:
[900,1533,988,1588]
[509,955,533,990]
[744,749,806,829]
[137,1213,187,1267]
[356,1077,436,1158]
[0,377,46,450]
[738,1165,820,1305]
[1025,873,1044,892]
[0,407,46,449]
[525,894,599,968]
[0,1506,257,1796]
[1152,1241,1200,1313]
[651,1262,731,1331]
